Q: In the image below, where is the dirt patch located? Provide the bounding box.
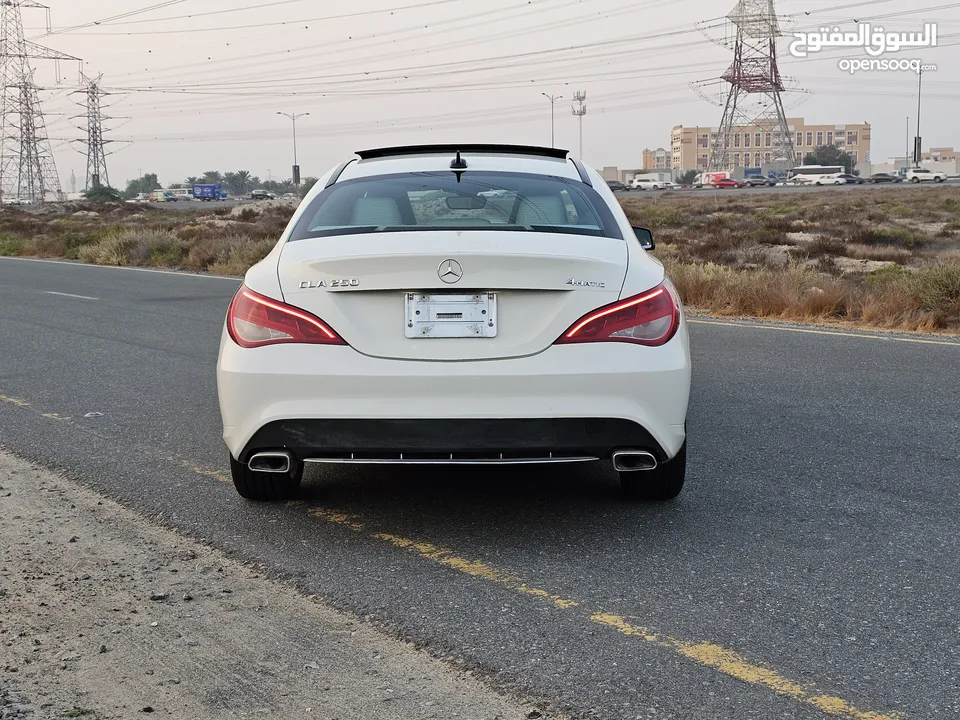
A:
[0,452,542,720]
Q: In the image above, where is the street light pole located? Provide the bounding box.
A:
[277,111,309,184]
[914,68,923,167]
[905,116,909,172]
[571,91,587,159]
[541,93,562,147]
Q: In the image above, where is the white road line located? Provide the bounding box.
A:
[44,291,99,301]
[0,256,241,280]
[689,318,960,347]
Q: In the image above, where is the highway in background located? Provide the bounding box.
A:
[1,257,958,720]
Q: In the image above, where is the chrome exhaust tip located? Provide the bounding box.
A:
[611,450,658,472]
[248,451,294,474]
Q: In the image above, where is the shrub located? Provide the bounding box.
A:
[0,234,24,256]
[208,234,275,275]
[77,227,189,267]
[905,261,960,314]
[236,207,258,223]
[848,224,929,249]
[620,202,687,230]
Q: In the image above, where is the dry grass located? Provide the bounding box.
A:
[2,188,960,332]
[627,185,960,331]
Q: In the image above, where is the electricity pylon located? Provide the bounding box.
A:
[0,1,80,202]
[702,0,797,173]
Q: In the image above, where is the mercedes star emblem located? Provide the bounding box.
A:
[438,259,463,284]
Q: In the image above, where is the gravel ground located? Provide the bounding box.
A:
[0,451,542,720]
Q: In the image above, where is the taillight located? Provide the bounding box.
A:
[555,281,680,346]
[226,285,346,348]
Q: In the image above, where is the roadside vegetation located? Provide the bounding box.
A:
[1,186,959,332]
[621,187,960,332]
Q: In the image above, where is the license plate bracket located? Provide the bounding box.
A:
[405,292,497,338]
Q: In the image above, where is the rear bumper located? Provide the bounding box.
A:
[217,327,691,463]
[240,417,666,464]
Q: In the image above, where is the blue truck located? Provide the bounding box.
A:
[192,183,227,201]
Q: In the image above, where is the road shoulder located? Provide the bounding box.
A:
[0,451,534,720]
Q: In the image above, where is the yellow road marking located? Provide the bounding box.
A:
[10,393,905,719]
[0,394,30,408]
[689,318,960,347]
[375,533,578,609]
[307,507,365,531]
[187,465,232,484]
[295,507,900,719]
[590,614,899,719]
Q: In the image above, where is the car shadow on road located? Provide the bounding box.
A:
[293,458,706,550]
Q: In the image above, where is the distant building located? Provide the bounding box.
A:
[922,147,956,162]
[641,148,671,171]
[600,166,621,181]
[670,118,872,172]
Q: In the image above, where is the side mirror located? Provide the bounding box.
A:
[632,227,655,251]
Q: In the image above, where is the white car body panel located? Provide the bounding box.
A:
[218,336,690,461]
[217,147,691,472]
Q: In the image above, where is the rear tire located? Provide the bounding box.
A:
[619,441,686,501]
[230,453,303,501]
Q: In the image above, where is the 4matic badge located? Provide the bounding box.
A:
[566,278,605,288]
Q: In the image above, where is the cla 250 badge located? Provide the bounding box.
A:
[566,278,605,288]
[299,279,359,289]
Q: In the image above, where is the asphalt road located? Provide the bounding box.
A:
[1,257,959,720]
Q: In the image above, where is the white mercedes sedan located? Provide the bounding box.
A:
[216,144,691,501]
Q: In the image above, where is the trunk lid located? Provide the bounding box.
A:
[277,231,629,361]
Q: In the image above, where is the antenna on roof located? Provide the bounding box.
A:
[450,151,467,169]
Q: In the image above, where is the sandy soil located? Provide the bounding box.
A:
[0,451,539,720]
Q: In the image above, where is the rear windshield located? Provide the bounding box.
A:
[288,171,623,241]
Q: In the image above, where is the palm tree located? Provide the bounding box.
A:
[248,176,262,189]
[185,176,200,186]
[234,170,251,194]
[223,172,239,195]
[201,170,222,184]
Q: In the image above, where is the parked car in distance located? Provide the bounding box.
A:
[250,189,277,200]
[904,167,947,183]
[629,177,668,191]
[161,192,179,202]
[743,176,776,187]
[867,173,902,183]
[838,174,864,184]
[712,178,743,189]
[605,180,628,192]
[659,181,681,190]
[281,192,299,200]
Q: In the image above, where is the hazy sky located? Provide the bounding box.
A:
[23,0,958,189]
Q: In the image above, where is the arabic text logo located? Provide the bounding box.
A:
[789,23,937,59]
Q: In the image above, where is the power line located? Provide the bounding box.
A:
[50,0,482,35]
[39,0,192,37]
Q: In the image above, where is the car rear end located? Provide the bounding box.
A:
[216,145,691,500]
